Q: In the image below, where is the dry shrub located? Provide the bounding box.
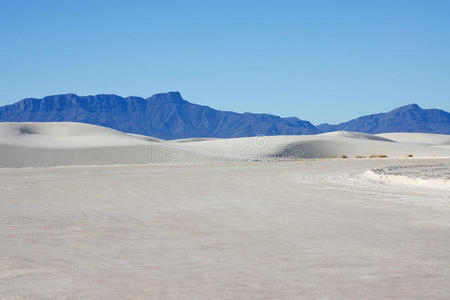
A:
[341,155,348,159]
[370,154,387,158]
[407,154,413,158]
[331,155,337,158]
[356,156,366,158]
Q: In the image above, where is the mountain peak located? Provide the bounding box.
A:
[146,91,186,104]
[390,103,421,113]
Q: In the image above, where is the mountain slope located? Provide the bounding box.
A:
[0,92,319,139]
[317,104,450,134]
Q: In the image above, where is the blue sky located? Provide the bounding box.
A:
[1,0,449,124]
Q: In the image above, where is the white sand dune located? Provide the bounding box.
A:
[322,130,396,142]
[127,133,166,143]
[178,130,450,160]
[1,122,450,167]
[378,132,450,145]
[0,122,213,167]
[172,137,221,143]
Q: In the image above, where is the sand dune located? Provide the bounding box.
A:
[127,133,166,143]
[179,130,450,160]
[378,132,450,145]
[1,122,450,167]
[172,137,221,143]
[0,122,211,167]
[321,130,395,142]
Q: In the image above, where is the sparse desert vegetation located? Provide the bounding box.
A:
[341,155,348,158]
[370,154,388,158]
[407,154,413,157]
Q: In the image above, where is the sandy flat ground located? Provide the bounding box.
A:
[1,158,449,299]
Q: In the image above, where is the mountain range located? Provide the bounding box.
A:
[0,92,319,139]
[317,104,450,134]
[0,92,448,139]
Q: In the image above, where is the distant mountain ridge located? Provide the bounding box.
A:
[317,104,450,134]
[0,92,449,138]
[0,92,319,139]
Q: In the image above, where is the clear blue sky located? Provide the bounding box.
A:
[1,0,449,124]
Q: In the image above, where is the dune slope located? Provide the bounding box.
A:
[0,122,213,167]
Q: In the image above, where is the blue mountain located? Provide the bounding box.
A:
[1,94,448,138]
[0,92,319,139]
[317,104,450,134]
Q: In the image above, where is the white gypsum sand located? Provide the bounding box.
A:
[0,122,224,167]
[377,132,450,146]
[1,122,450,298]
[0,159,450,298]
[1,122,450,167]
[363,163,450,190]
